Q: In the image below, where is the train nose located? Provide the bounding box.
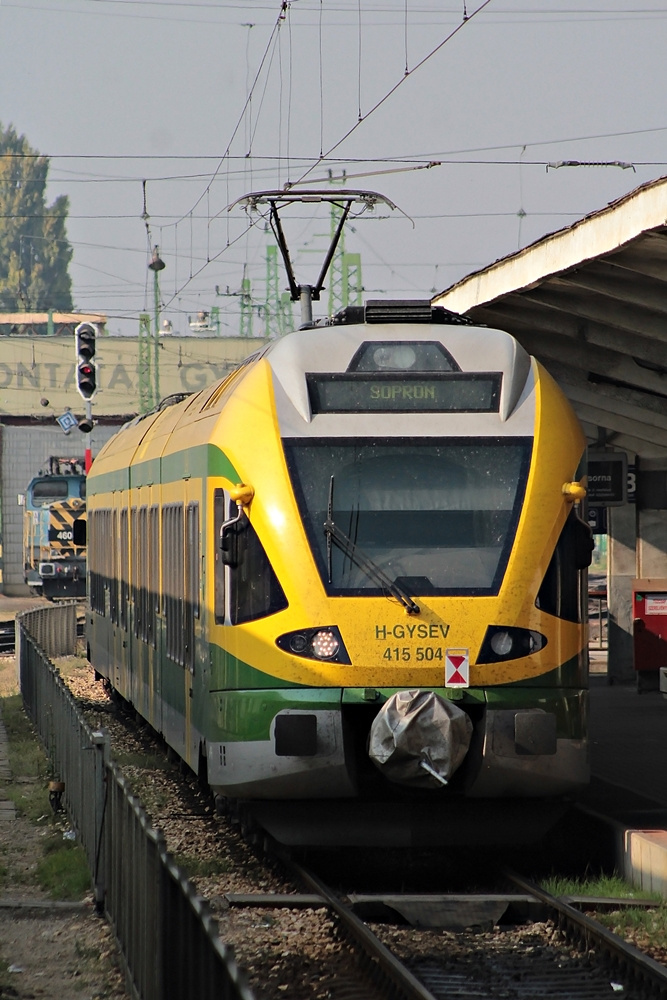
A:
[368,689,472,788]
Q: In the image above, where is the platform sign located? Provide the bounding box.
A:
[645,594,667,616]
[587,452,627,506]
[445,649,469,688]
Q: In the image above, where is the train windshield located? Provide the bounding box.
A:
[31,479,69,504]
[283,437,532,596]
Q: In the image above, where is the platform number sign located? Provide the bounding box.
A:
[445,649,470,688]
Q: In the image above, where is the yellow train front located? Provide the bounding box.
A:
[86,301,591,826]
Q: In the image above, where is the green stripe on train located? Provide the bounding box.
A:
[90,443,240,494]
[208,685,586,744]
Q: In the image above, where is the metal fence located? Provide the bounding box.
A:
[18,601,78,658]
[18,612,254,1000]
[588,587,608,651]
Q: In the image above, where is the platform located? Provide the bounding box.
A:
[582,667,667,896]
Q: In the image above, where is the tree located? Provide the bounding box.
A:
[0,123,73,312]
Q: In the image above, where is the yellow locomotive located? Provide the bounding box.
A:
[86,300,591,828]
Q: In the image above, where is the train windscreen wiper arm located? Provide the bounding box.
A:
[323,478,420,615]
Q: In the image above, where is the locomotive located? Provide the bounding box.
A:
[85,298,592,833]
[23,456,87,600]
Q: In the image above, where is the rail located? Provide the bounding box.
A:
[506,869,667,998]
[17,610,254,1000]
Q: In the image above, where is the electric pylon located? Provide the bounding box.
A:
[239,265,253,337]
[138,312,153,413]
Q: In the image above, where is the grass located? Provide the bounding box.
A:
[542,872,667,946]
[541,872,662,902]
[2,694,48,780]
[596,905,667,940]
[1,693,53,822]
[36,836,91,900]
[0,679,91,901]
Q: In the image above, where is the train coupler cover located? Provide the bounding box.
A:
[368,689,472,789]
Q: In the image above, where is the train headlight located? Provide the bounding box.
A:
[311,630,339,659]
[478,626,547,664]
[276,625,350,664]
[289,634,309,653]
[490,630,514,657]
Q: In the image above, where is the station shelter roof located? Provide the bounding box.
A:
[433,175,667,464]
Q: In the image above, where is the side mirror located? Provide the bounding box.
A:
[17,494,25,507]
[220,508,247,567]
[573,515,594,570]
[219,484,254,567]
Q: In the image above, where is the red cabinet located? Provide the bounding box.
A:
[633,578,667,692]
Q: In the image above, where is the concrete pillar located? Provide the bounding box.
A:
[637,509,667,578]
[607,501,637,683]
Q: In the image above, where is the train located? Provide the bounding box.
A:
[23,457,87,600]
[85,299,592,838]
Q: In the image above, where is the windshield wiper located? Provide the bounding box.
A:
[324,476,420,615]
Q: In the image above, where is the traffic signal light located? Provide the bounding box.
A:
[75,322,98,400]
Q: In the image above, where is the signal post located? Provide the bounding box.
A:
[74,322,98,472]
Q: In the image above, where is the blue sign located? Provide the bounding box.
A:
[56,411,78,434]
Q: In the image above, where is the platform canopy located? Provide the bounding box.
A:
[433,175,667,462]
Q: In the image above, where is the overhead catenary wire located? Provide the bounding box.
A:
[289,0,495,187]
[6,1,666,329]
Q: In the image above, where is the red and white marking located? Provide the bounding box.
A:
[445,649,469,688]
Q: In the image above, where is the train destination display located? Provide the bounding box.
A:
[307,372,501,413]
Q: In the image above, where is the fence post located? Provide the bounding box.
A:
[92,729,110,914]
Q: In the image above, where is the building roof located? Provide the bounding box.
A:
[434,175,667,462]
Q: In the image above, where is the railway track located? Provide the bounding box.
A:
[0,620,14,655]
[228,860,667,999]
[58,658,667,999]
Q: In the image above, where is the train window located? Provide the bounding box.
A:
[120,509,129,631]
[72,518,86,547]
[163,504,185,666]
[283,437,531,597]
[213,490,225,624]
[79,480,86,499]
[148,506,159,648]
[536,510,593,624]
[185,503,200,672]
[131,506,150,643]
[89,508,107,615]
[131,507,140,639]
[347,340,459,373]
[229,503,288,625]
[110,509,119,625]
[31,480,68,504]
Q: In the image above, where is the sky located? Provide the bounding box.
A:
[2,0,667,338]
